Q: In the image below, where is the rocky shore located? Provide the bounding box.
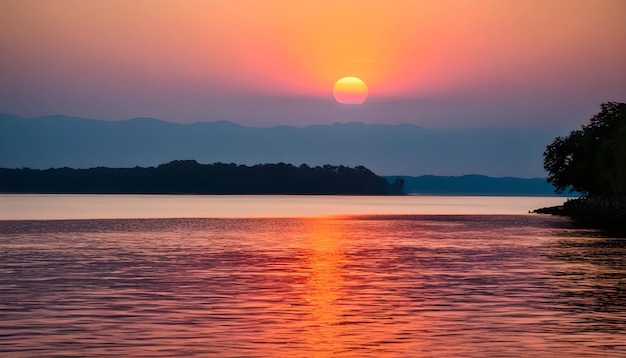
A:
[534,197,626,235]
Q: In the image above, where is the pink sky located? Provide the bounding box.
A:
[1,0,624,128]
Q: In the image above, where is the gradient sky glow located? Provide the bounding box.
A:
[1,0,625,128]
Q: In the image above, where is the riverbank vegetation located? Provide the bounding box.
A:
[0,161,403,195]
[538,102,625,231]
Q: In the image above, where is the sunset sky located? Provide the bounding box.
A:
[1,0,624,129]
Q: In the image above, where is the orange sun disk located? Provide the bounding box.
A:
[333,77,368,104]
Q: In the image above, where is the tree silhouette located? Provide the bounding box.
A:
[544,102,626,197]
[0,161,399,195]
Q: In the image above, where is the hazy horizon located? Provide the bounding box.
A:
[1,111,576,132]
[1,112,559,178]
[1,1,625,178]
[1,1,624,130]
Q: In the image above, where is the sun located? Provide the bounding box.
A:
[333,77,368,104]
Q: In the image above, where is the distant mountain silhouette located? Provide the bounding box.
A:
[0,113,561,177]
[390,175,566,196]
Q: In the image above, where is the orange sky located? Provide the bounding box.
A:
[1,0,625,127]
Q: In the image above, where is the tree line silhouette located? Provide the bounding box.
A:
[539,101,625,232]
[544,101,625,198]
[0,161,404,195]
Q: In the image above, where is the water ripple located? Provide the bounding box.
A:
[1,216,624,357]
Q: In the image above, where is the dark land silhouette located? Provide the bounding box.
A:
[535,102,626,232]
[0,160,561,196]
[0,161,402,195]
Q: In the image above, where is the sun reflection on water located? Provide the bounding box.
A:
[302,219,347,356]
[1,216,624,357]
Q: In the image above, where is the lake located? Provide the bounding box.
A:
[1,195,624,357]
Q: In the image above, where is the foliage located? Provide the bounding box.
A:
[543,102,626,196]
[0,161,398,195]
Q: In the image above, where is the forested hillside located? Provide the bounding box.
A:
[0,161,400,195]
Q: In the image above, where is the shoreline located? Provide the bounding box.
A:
[534,197,626,235]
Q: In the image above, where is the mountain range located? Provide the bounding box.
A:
[0,113,561,178]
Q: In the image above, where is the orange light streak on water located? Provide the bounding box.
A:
[1,215,624,356]
[302,220,346,355]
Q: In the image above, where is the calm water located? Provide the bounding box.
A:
[1,195,624,357]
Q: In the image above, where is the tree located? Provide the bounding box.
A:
[0,161,395,194]
[543,102,626,196]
